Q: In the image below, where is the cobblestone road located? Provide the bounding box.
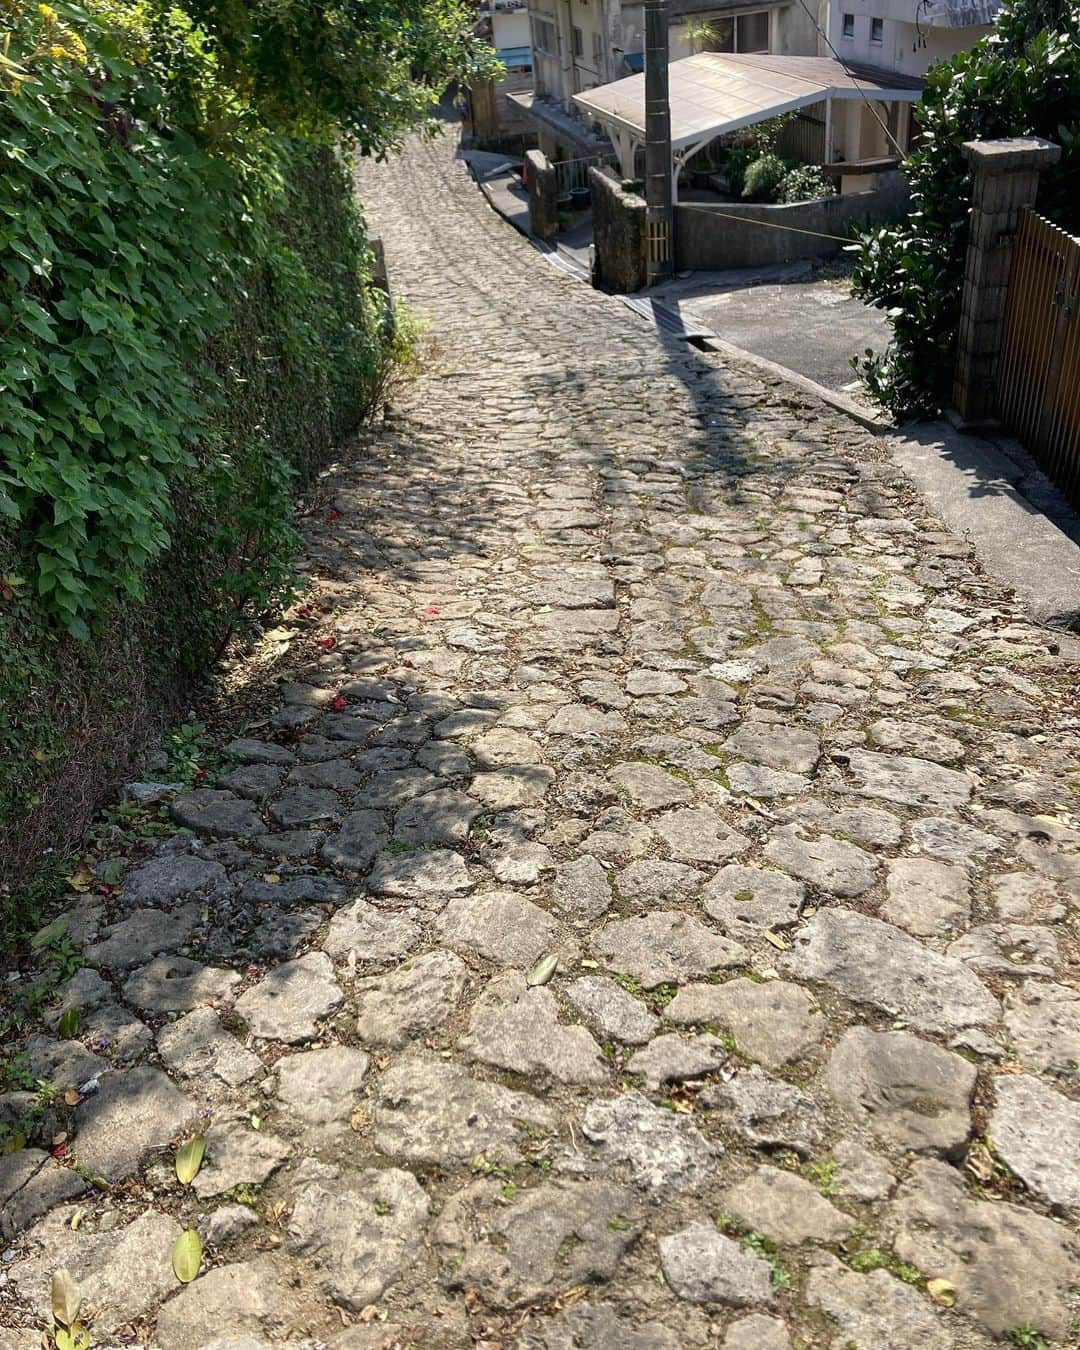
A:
[2,125,1079,1350]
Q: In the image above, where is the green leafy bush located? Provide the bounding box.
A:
[779,164,835,205]
[741,153,788,202]
[0,0,473,899]
[851,0,1080,416]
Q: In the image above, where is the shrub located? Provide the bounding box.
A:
[0,0,466,901]
[741,153,788,202]
[779,164,835,204]
[850,0,1080,416]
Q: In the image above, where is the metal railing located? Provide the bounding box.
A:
[553,154,615,196]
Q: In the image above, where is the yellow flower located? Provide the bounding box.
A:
[38,3,59,21]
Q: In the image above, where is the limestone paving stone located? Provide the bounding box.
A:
[192,1117,291,1198]
[461,971,607,1084]
[581,1091,720,1197]
[46,967,110,1026]
[653,806,750,864]
[833,1137,896,1202]
[121,851,231,906]
[235,951,343,1043]
[991,871,1068,923]
[700,1066,824,1156]
[609,761,694,811]
[320,809,388,872]
[627,1032,730,1085]
[219,763,285,799]
[268,786,344,828]
[564,975,659,1045]
[723,1165,854,1245]
[781,907,1000,1032]
[373,1052,556,1164]
[24,1034,106,1089]
[286,1160,429,1311]
[990,1074,1080,1215]
[0,1149,84,1241]
[84,903,200,968]
[887,1158,1079,1339]
[153,1254,317,1350]
[170,790,264,838]
[724,721,821,774]
[552,855,613,918]
[947,922,1059,978]
[1003,981,1080,1077]
[518,1302,682,1350]
[435,890,558,966]
[804,1257,953,1350]
[322,899,420,962]
[123,956,241,1014]
[615,859,704,903]
[843,749,972,809]
[665,978,825,1068]
[591,911,746,988]
[356,949,468,1046]
[909,815,1003,866]
[157,1007,263,1086]
[223,738,296,766]
[366,846,473,902]
[880,858,971,936]
[275,1046,370,1137]
[74,1066,199,1180]
[763,826,878,897]
[202,1202,260,1247]
[722,1315,791,1350]
[435,1178,640,1309]
[658,1223,773,1306]
[702,865,804,936]
[9,1207,181,1334]
[826,1027,976,1156]
[81,1003,153,1061]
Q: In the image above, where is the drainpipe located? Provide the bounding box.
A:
[644,0,673,283]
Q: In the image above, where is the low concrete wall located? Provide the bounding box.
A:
[525,149,557,243]
[591,167,647,294]
[674,174,909,271]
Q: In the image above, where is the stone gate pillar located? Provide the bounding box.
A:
[525,149,558,243]
[952,137,1060,426]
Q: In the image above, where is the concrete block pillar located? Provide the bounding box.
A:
[525,148,558,243]
[952,137,1060,425]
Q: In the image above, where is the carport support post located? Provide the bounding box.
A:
[952,136,1060,426]
[644,0,673,283]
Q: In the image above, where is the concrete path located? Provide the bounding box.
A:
[1,126,1079,1350]
[651,263,892,400]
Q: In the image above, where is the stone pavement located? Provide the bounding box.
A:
[1,124,1079,1350]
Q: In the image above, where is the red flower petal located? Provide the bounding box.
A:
[332,695,348,711]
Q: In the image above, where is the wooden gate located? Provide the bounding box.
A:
[997,206,1080,509]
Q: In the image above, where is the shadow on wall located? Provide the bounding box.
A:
[674,175,910,272]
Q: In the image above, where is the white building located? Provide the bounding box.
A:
[820,0,999,158]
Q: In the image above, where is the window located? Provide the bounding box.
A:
[841,12,855,36]
[572,25,584,57]
[870,16,884,40]
[736,11,770,52]
[592,30,603,65]
[532,15,558,54]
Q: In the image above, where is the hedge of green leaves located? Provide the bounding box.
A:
[0,0,486,894]
[851,0,1080,417]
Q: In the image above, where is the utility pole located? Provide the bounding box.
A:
[644,0,673,284]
